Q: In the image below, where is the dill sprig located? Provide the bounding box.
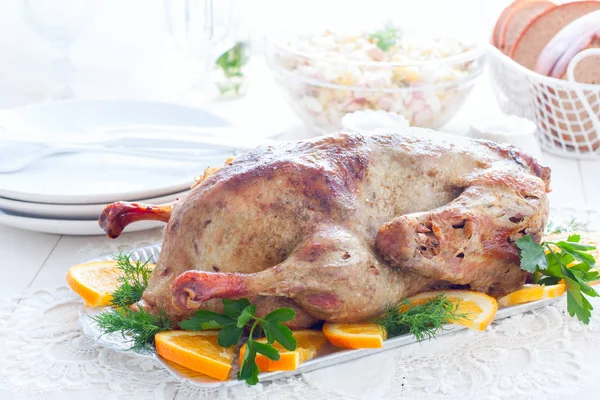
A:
[92,252,171,351]
[545,218,589,235]
[92,307,172,352]
[373,294,469,342]
[110,253,153,309]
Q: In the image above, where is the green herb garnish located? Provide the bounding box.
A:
[517,234,599,324]
[92,253,171,351]
[215,41,249,95]
[92,307,172,351]
[110,253,153,309]
[369,26,399,51]
[179,298,296,385]
[92,253,296,384]
[374,294,468,342]
[545,218,589,235]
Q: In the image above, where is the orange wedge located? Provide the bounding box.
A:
[239,330,327,372]
[67,261,122,306]
[322,322,386,349]
[66,260,155,307]
[155,330,235,381]
[498,284,566,308]
[407,290,498,331]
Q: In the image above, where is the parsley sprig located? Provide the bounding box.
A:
[374,294,468,342]
[179,298,297,385]
[215,42,249,95]
[369,26,399,51]
[517,234,599,324]
[91,253,297,383]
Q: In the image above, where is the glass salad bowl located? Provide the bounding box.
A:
[265,28,486,132]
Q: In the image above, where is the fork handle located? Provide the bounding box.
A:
[47,144,227,161]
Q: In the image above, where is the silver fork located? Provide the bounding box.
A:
[0,142,224,173]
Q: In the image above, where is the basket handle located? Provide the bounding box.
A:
[565,48,600,133]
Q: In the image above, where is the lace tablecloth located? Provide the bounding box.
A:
[1,208,599,400]
[2,288,600,400]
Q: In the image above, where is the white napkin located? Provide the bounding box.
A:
[341,110,409,135]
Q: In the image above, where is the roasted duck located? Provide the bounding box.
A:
[100,130,550,328]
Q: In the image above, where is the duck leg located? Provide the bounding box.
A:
[99,201,176,238]
[376,171,548,296]
[171,226,423,322]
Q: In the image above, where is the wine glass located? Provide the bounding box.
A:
[22,0,94,99]
[164,0,248,100]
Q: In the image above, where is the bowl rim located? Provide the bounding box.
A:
[270,68,482,92]
[264,30,487,68]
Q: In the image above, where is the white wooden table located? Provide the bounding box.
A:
[1,61,599,399]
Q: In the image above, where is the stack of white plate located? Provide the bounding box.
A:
[0,189,191,236]
[0,100,236,235]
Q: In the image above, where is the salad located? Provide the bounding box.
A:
[266,27,484,131]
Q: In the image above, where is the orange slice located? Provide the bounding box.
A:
[407,290,498,331]
[239,330,327,372]
[155,330,235,381]
[498,283,566,307]
[322,322,386,349]
[66,260,155,307]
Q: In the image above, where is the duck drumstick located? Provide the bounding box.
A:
[99,201,175,238]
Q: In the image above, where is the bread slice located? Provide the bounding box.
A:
[510,1,600,69]
[492,0,528,46]
[498,0,555,54]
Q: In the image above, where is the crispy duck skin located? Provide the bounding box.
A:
[99,130,550,328]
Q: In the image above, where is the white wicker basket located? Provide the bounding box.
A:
[488,45,600,159]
